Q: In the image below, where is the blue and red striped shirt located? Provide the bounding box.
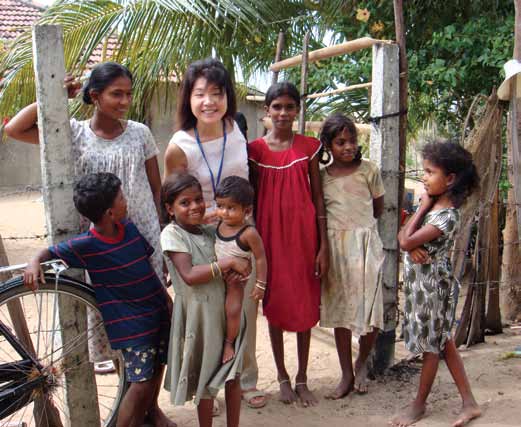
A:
[48,220,170,349]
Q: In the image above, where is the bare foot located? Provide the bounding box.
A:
[452,403,481,427]
[295,382,318,407]
[148,406,177,427]
[278,379,298,404]
[354,359,369,394]
[389,401,426,427]
[324,375,354,400]
[222,340,235,364]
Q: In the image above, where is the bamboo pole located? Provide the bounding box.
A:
[261,117,371,135]
[270,37,389,72]
[271,31,285,85]
[394,0,408,212]
[306,82,372,99]
[299,32,310,134]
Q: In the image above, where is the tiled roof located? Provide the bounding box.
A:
[0,0,44,41]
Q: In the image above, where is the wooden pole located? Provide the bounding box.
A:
[306,82,372,99]
[299,32,310,135]
[271,31,285,85]
[369,43,400,372]
[485,189,502,333]
[393,0,408,212]
[32,25,100,426]
[270,37,387,72]
[511,0,521,239]
[261,117,371,134]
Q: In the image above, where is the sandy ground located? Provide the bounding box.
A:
[1,191,520,427]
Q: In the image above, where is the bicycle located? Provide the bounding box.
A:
[0,260,128,427]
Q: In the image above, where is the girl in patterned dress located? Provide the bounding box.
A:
[248,82,329,407]
[391,141,480,427]
[318,114,385,399]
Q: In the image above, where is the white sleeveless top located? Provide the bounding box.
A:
[168,121,249,212]
[215,223,252,260]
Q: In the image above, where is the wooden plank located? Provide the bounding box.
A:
[32,25,100,427]
[393,0,408,218]
[369,43,400,370]
[299,32,310,134]
[271,31,285,85]
[261,117,371,134]
[306,82,372,99]
[270,37,389,72]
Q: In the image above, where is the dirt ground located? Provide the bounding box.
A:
[1,191,520,427]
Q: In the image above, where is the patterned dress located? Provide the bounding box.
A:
[70,119,163,361]
[402,208,460,354]
[248,135,321,332]
[320,160,385,335]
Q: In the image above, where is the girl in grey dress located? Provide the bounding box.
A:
[160,174,249,427]
[392,141,481,427]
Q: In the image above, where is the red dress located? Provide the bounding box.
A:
[248,135,321,332]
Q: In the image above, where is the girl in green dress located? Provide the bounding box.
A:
[160,174,250,427]
[392,141,480,427]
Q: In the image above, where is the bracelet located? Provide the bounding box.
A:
[255,279,267,285]
[255,282,266,291]
[214,261,222,277]
[210,262,216,278]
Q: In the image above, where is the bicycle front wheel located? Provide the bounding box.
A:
[0,274,127,427]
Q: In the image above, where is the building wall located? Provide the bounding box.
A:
[0,84,266,189]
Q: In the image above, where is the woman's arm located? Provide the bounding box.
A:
[145,156,162,217]
[398,193,442,251]
[4,75,81,145]
[165,252,250,286]
[309,156,329,278]
[373,195,384,219]
[163,143,188,180]
[4,103,40,144]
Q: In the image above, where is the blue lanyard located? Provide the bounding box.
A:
[194,121,227,197]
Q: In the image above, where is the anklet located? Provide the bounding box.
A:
[278,379,290,385]
[295,382,307,386]
[224,338,234,345]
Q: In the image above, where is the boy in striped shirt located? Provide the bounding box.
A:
[24,172,174,427]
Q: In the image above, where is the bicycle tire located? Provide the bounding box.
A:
[0,274,128,427]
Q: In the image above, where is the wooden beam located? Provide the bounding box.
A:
[271,31,285,85]
[270,37,390,72]
[261,117,370,134]
[511,0,521,239]
[306,82,372,99]
[299,32,310,134]
[32,25,101,426]
[369,43,400,372]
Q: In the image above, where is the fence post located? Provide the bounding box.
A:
[32,24,100,426]
[369,42,400,372]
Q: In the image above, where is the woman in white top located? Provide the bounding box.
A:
[163,58,267,410]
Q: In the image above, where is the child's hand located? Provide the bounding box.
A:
[232,257,251,277]
[315,245,329,278]
[24,260,45,291]
[419,192,435,210]
[408,247,430,264]
[251,285,265,302]
[64,74,82,99]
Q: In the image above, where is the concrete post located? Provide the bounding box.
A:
[32,25,100,426]
[369,42,400,372]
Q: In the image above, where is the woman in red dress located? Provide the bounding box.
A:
[248,82,328,407]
